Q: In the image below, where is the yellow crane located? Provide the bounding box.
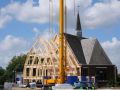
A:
[45,0,65,84]
[59,0,65,84]
[32,0,78,86]
[32,0,66,85]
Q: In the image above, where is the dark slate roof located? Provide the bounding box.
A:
[89,39,112,65]
[64,33,112,65]
[64,33,86,64]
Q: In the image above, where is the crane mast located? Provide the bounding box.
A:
[59,0,65,83]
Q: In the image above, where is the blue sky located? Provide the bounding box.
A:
[0,0,120,72]
[0,0,120,41]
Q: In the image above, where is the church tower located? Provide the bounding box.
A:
[76,12,82,37]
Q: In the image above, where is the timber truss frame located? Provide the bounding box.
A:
[23,35,81,83]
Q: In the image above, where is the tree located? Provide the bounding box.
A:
[0,67,5,84]
[117,73,120,86]
[4,54,27,82]
[0,67,5,76]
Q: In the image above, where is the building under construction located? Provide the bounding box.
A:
[23,12,117,86]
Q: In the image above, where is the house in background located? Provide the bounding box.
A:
[23,12,117,87]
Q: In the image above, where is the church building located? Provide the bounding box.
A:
[23,12,117,86]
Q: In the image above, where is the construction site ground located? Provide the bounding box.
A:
[12,87,120,90]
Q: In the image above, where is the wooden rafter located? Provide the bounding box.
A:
[23,35,81,83]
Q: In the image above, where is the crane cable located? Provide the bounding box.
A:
[77,0,80,12]
[74,0,76,16]
[49,0,53,37]
[64,0,67,77]
[74,0,81,15]
[49,0,51,35]
[65,0,67,33]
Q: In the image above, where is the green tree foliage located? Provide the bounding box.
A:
[0,67,5,84]
[4,54,27,82]
[0,67,5,76]
[117,73,120,86]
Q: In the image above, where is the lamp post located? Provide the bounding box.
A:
[13,70,16,83]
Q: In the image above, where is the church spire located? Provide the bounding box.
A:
[76,12,82,37]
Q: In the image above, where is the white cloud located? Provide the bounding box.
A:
[0,0,120,29]
[0,35,29,68]
[102,37,120,48]
[0,15,12,28]
[0,0,91,28]
[102,37,120,72]
[83,0,120,28]
[0,0,51,23]
[0,35,27,51]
